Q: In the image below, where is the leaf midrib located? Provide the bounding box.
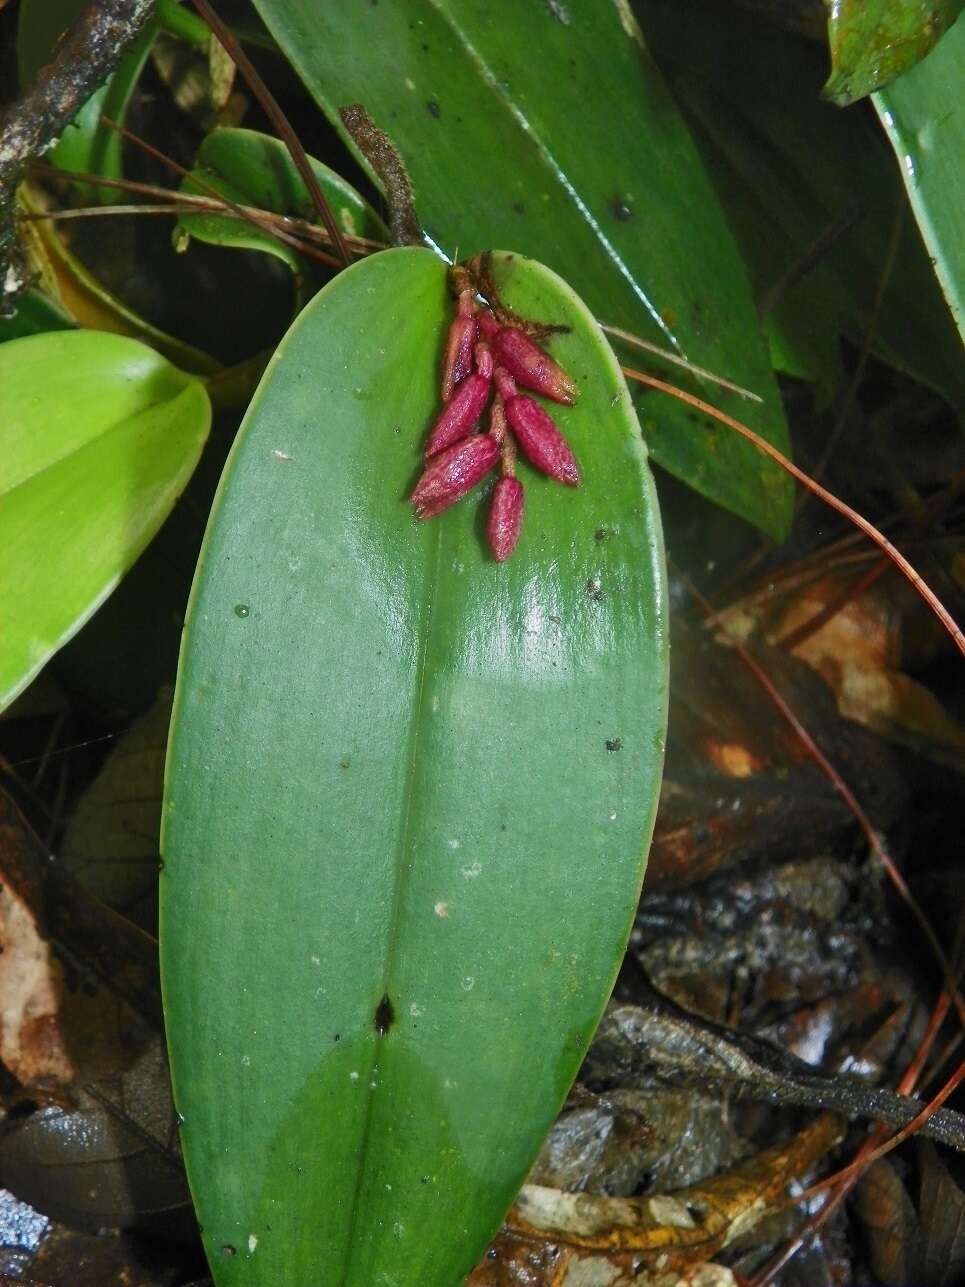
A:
[337,509,445,1287]
[1,380,195,502]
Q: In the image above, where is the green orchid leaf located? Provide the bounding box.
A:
[824,0,964,106]
[640,1,965,409]
[248,0,793,540]
[160,247,668,1285]
[18,0,157,201]
[0,288,74,343]
[874,14,965,344]
[0,332,211,710]
[175,127,387,296]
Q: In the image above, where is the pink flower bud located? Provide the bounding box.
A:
[494,365,517,404]
[423,372,491,460]
[487,477,524,562]
[440,291,477,403]
[492,327,578,405]
[411,434,499,519]
[474,340,494,380]
[477,310,500,339]
[506,396,580,486]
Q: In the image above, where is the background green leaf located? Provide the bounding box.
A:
[874,13,965,344]
[248,0,794,540]
[160,247,668,1285]
[175,126,387,293]
[0,331,210,710]
[824,0,964,105]
[640,0,965,409]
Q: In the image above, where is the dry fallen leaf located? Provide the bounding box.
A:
[0,791,73,1087]
[506,1113,841,1268]
[718,573,965,770]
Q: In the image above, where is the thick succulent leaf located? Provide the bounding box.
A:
[640,1,965,409]
[18,0,157,200]
[250,0,793,540]
[160,248,668,1286]
[0,332,210,710]
[824,0,964,105]
[176,126,387,282]
[874,15,965,344]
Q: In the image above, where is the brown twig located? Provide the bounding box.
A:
[0,0,156,310]
[29,160,386,256]
[624,366,965,658]
[187,0,352,268]
[749,994,960,1286]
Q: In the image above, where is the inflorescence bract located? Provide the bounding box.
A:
[410,262,580,562]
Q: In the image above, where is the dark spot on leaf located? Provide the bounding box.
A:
[586,578,604,602]
[374,993,395,1034]
[421,1175,430,1184]
[340,758,350,770]
[606,738,623,752]
[512,201,525,215]
[595,527,610,542]
[333,1033,341,1042]
[221,1245,236,1257]
[421,42,429,51]
[611,196,633,222]
[427,99,441,118]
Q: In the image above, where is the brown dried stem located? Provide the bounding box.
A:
[0,0,155,310]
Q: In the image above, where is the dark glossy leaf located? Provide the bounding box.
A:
[875,14,965,344]
[824,0,964,105]
[249,0,794,539]
[640,0,965,409]
[161,247,668,1284]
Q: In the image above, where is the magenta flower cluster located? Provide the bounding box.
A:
[410,285,581,561]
